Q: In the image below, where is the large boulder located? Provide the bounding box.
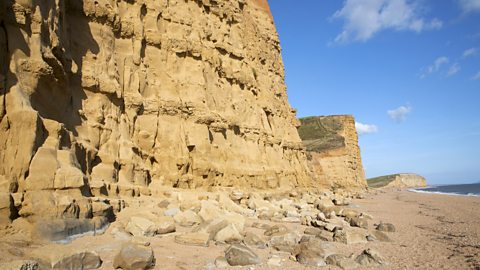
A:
[125,217,157,237]
[156,216,176,234]
[224,244,261,266]
[32,247,102,270]
[214,223,243,244]
[326,254,357,270]
[264,224,288,237]
[348,217,368,229]
[198,200,224,222]
[355,249,386,266]
[244,232,267,249]
[218,194,254,216]
[173,210,202,227]
[294,238,329,267]
[333,229,367,244]
[0,260,39,270]
[113,243,155,270]
[269,232,301,253]
[175,232,210,247]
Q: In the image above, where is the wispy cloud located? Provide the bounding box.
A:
[332,0,442,44]
[458,0,480,13]
[355,122,379,135]
[472,71,480,80]
[420,56,449,78]
[388,105,412,123]
[463,48,477,58]
[447,63,461,77]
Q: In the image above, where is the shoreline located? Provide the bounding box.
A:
[407,188,480,197]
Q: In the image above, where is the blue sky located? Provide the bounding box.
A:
[269,0,480,185]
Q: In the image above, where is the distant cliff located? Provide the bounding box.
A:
[368,173,427,188]
[298,115,367,190]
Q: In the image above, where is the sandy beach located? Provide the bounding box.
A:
[0,189,478,270]
[356,190,480,269]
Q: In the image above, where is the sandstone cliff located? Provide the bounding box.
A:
[298,115,367,190]
[368,173,427,188]
[0,0,313,223]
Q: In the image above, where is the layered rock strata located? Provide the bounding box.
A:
[298,115,367,190]
[0,0,313,222]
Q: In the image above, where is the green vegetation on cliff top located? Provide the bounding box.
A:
[367,174,399,188]
[298,116,346,153]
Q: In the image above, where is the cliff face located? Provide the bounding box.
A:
[0,0,313,222]
[368,174,427,188]
[298,115,367,190]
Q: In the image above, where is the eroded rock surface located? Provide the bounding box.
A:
[298,115,367,190]
[0,0,313,224]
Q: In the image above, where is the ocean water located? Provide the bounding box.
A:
[411,182,480,197]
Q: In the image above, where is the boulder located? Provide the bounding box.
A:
[175,232,210,247]
[156,216,176,234]
[32,247,102,270]
[338,209,359,220]
[333,196,351,206]
[349,217,368,229]
[326,254,357,270]
[315,199,335,213]
[244,231,267,249]
[214,223,243,244]
[198,200,224,222]
[316,230,334,242]
[269,232,301,253]
[113,243,155,270]
[194,213,246,242]
[173,210,202,227]
[355,249,386,265]
[264,224,288,237]
[0,260,39,270]
[304,227,323,236]
[218,194,254,216]
[376,222,396,232]
[224,244,261,266]
[125,217,158,237]
[251,222,271,230]
[247,195,279,212]
[294,238,328,267]
[164,207,180,217]
[333,229,367,244]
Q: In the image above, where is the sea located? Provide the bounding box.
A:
[410,182,480,197]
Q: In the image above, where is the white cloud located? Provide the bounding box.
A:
[463,48,477,58]
[332,0,442,43]
[388,105,412,123]
[420,56,449,78]
[472,71,480,80]
[355,122,379,135]
[458,0,480,13]
[447,63,461,77]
